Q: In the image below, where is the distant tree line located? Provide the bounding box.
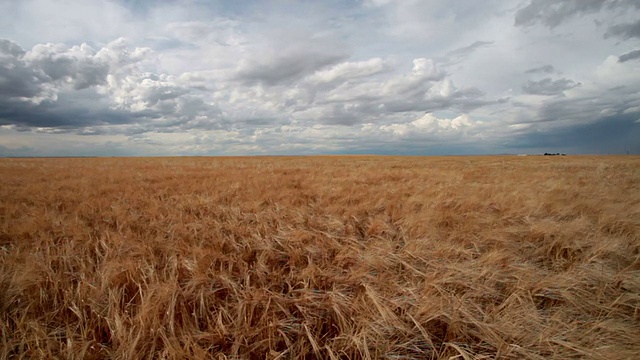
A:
[543,153,566,156]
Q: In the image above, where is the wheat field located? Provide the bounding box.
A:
[1,156,639,359]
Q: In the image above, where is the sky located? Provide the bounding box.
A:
[1,0,639,156]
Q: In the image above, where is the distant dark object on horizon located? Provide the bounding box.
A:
[543,153,566,156]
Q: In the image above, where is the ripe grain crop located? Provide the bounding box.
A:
[1,156,639,359]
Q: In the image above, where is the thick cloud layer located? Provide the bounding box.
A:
[618,49,640,63]
[605,20,640,40]
[0,0,639,156]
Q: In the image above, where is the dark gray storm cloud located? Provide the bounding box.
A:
[0,40,46,99]
[605,20,640,40]
[25,43,111,90]
[508,113,640,154]
[618,49,640,62]
[0,38,144,130]
[0,39,133,102]
[525,86,639,127]
[0,39,24,58]
[0,37,225,135]
[515,0,640,28]
[0,87,156,130]
[0,97,146,130]
[522,78,580,96]
[525,64,555,74]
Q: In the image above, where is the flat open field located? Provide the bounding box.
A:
[1,156,639,359]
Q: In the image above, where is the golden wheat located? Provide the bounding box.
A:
[1,156,639,359]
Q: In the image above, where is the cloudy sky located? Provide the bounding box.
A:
[1,0,639,156]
